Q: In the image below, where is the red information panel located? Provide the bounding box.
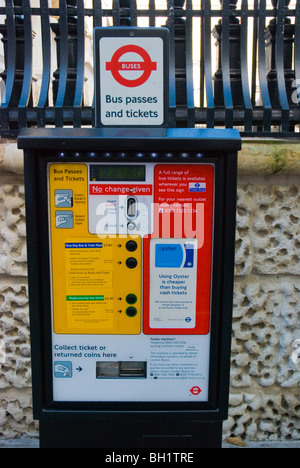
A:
[143,164,214,335]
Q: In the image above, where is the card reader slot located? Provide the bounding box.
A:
[96,361,147,379]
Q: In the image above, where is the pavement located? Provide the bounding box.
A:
[0,437,299,448]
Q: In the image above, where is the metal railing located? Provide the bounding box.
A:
[1,0,300,137]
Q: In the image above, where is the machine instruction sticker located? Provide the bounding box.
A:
[143,164,214,335]
[65,240,114,329]
[149,239,198,329]
[49,163,142,335]
[149,337,206,385]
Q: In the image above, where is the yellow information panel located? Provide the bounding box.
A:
[48,163,141,335]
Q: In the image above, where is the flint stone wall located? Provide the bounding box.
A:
[0,139,299,441]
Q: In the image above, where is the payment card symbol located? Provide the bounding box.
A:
[155,243,195,268]
[54,361,72,378]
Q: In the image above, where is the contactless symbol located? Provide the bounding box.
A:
[106,45,157,88]
[190,386,202,396]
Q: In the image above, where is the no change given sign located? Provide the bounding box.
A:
[94,28,169,127]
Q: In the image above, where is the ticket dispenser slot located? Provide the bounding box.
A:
[96,361,147,378]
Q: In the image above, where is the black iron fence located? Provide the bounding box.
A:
[1,0,300,137]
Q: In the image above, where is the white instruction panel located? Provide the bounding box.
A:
[52,334,211,402]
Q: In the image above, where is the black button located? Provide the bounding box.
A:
[126,257,138,269]
[126,240,138,252]
[126,294,137,305]
[126,307,137,317]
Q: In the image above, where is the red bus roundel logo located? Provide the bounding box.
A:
[190,386,202,396]
[106,45,157,88]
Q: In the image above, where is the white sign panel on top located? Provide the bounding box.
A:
[94,27,169,127]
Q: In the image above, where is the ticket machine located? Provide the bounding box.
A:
[18,127,241,448]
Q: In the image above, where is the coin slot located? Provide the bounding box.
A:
[127,197,137,218]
